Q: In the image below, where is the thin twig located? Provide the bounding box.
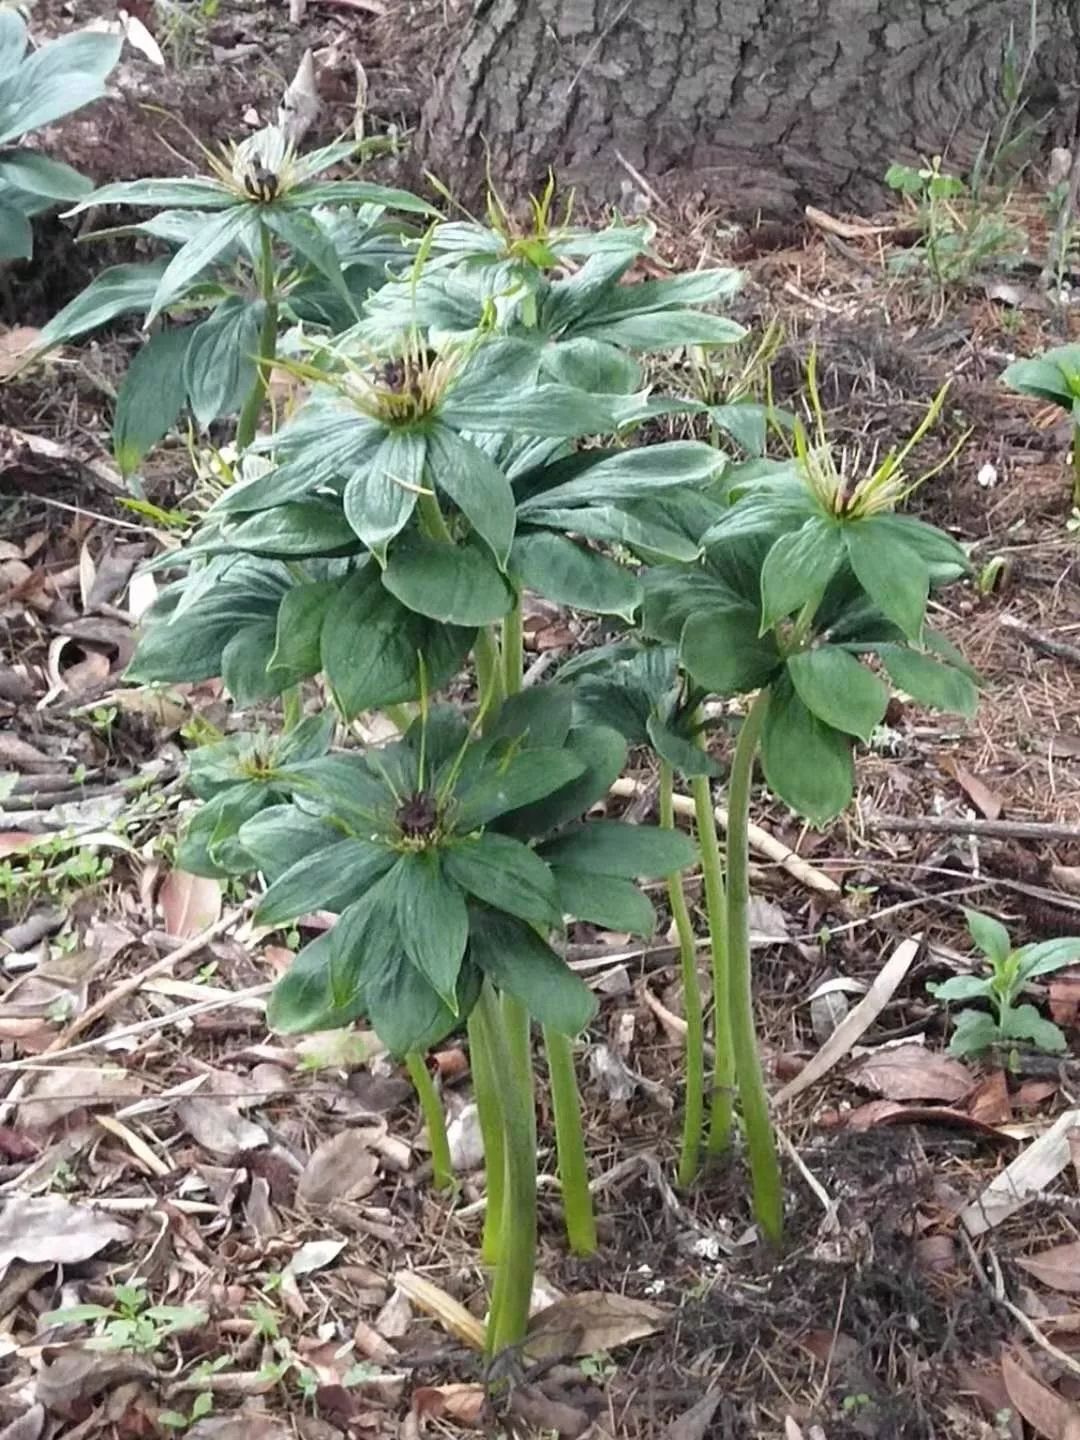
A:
[869,814,1080,844]
[1000,613,1080,669]
[961,1229,1080,1381]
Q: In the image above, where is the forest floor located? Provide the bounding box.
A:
[1,4,1080,1439]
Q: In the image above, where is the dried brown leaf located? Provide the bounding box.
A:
[1016,1242,1080,1294]
[19,1065,137,1129]
[967,1070,1013,1127]
[1002,1350,1080,1439]
[186,1411,292,1440]
[0,832,36,859]
[177,1098,267,1160]
[297,1131,378,1206]
[525,1291,669,1360]
[662,1392,722,1440]
[847,1044,974,1102]
[940,756,1004,820]
[0,327,41,378]
[412,1384,488,1427]
[509,1385,590,1438]
[0,1195,128,1274]
[839,1099,1007,1136]
[287,1238,346,1277]
[36,1349,154,1413]
[962,1110,1080,1236]
[160,870,222,939]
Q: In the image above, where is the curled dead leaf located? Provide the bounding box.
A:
[1016,1241,1080,1295]
[159,870,222,939]
[847,1045,974,1103]
[412,1384,488,1428]
[35,1348,154,1413]
[297,1130,378,1206]
[0,1195,128,1274]
[525,1291,670,1360]
[1001,1349,1080,1439]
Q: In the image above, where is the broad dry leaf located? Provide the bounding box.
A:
[0,1195,128,1274]
[186,1414,291,1440]
[525,1291,670,1359]
[838,1100,1007,1136]
[0,832,36,860]
[940,756,1003,820]
[1001,1350,1080,1439]
[177,1098,267,1159]
[509,1384,591,1439]
[297,1130,378,1206]
[774,938,921,1106]
[967,1070,1013,1127]
[0,327,41,379]
[287,1238,346,1277]
[36,1349,154,1413]
[663,1392,722,1440]
[847,1045,974,1102]
[412,1384,488,1427]
[0,1404,45,1440]
[394,1271,487,1350]
[961,1109,1080,1236]
[19,1065,137,1129]
[160,870,222,938]
[1016,1241,1080,1294]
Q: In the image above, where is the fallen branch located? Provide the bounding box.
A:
[609,777,841,896]
[869,814,1080,844]
[1000,613,1080,670]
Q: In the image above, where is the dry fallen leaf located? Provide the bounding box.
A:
[412,1384,488,1427]
[525,1291,670,1360]
[834,1100,1008,1137]
[0,327,41,379]
[940,756,1004,820]
[663,1392,722,1440]
[177,1098,267,1160]
[287,1238,346,1278]
[1016,1241,1080,1295]
[0,832,36,860]
[967,1070,1013,1127]
[186,1410,292,1440]
[962,1109,1080,1237]
[19,1065,137,1129]
[1001,1349,1080,1439]
[394,1272,487,1351]
[160,870,222,938]
[509,1384,591,1438]
[297,1130,379,1206]
[847,1044,974,1103]
[35,1348,154,1413]
[0,1404,45,1440]
[0,1195,128,1275]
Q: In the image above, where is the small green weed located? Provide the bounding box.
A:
[885,157,1022,289]
[929,909,1080,1057]
[42,1282,207,1353]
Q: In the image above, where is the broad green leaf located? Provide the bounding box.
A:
[220,620,281,706]
[946,1008,1001,1057]
[383,534,513,626]
[321,567,473,718]
[497,725,627,841]
[277,710,336,763]
[268,579,339,679]
[344,429,423,559]
[845,519,929,642]
[266,905,375,1036]
[518,502,702,563]
[288,179,434,213]
[264,205,354,313]
[1002,354,1078,407]
[444,833,562,927]
[759,517,845,630]
[999,1004,1066,1053]
[454,749,586,831]
[539,819,696,878]
[866,514,970,584]
[67,177,236,213]
[759,675,854,827]
[645,712,718,779]
[256,838,395,926]
[963,908,1011,966]
[510,532,641,620]
[281,755,391,825]
[487,685,573,748]
[468,909,597,1034]
[551,867,655,936]
[541,336,641,394]
[177,785,268,877]
[518,441,722,512]
[147,205,258,323]
[441,369,617,437]
[37,262,167,348]
[0,198,30,259]
[575,311,746,349]
[1015,938,1080,979]
[113,326,193,475]
[393,853,469,1008]
[363,953,473,1057]
[0,151,90,201]
[428,427,516,566]
[876,644,978,717]
[0,28,120,144]
[212,501,361,558]
[786,646,889,743]
[183,297,264,428]
[680,605,781,695]
[928,975,992,1003]
[0,12,27,82]
[237,806,343,881]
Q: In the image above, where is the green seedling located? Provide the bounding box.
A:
[1002,344,1080,507]
[158,1393,214,1431]
[929,909,1080,1057]
[42,1282,207,1353]
[885,157,1020,291]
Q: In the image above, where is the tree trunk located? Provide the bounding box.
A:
[419,0,1080,217]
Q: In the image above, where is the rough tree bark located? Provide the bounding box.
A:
[419,0,1080,216]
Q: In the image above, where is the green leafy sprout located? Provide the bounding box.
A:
[1001,344,1080,508]
[929,909,1080,1058]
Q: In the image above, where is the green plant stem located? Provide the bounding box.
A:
[473,627,505,721]
[236,224,278,451]
[662,761,705,1188]
[502,590,524,697]
[1072,423,1080,509]
[476,986,536,1357]
[281,685,302,733]
[404,1052,453,1192]
[467,1006,505,1265]
[417,488,454,544]
[384,703,414,733]
[692,754,733,1155]
[726,690,783,1245]
[543,1026,596,1254]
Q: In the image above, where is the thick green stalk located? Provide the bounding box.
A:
[543,1027,596,1254]
[692,757,734,1155]
[405,1051,453,1192]
[473,628,505,720]
[662,761,705,1188]
[726,691,783,1245]
[236,224,278,451]
[476,987,536,1357]
[1072,423,1080,509]
[501,590,524,698]
[281,685,303,733]
[467,1006,505,1264]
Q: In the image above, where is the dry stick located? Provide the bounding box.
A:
[960,1228,1080,1383]
[868,814,1080,844]
[609,777,840,896]
[999,613,1080,670]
